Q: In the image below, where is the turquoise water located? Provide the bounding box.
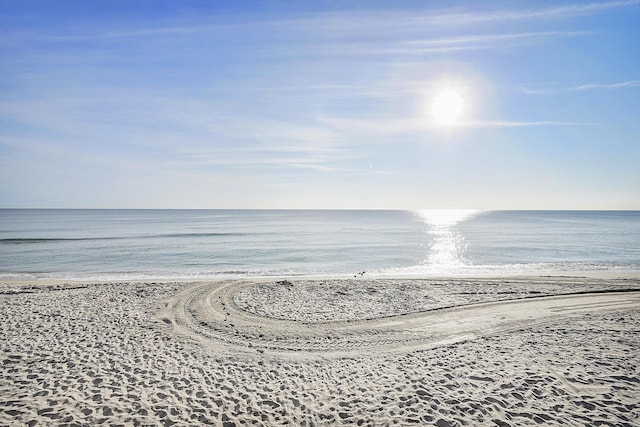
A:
[1,209,639,280]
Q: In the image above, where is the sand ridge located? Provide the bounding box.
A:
[159,278,640,358]
[1,278,639,426]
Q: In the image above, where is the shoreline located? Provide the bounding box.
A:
[2,277,639,425]
[2,268,640,286]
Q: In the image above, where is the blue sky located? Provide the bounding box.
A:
[1,0,639,209]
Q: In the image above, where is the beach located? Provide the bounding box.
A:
[1,277,639,426]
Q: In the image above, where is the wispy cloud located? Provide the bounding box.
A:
[0,90,372,175]
[321,116,587,137]
[296,0,639,36]
[407,31,594,47]
[307,30,595,58]
[532,0,639,17]
[573,80,640,90]
[522,79,640,94]
[293,0,629,36]
[423,0,639,26]
[5,0,633,44]
[463,120,590,128]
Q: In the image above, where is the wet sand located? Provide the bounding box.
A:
[1,277,639,426]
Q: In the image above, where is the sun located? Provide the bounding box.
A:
[431,88,466,127]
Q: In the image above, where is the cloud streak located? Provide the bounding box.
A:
[5,1,633,43]
[307,31,595,58]
[421,0,639,26]
[522,79,640,94]
[406,31,595,47]
[321,117,587,137]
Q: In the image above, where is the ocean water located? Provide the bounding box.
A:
[1,209,639,280]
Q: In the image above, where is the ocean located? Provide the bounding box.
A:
[1,209,639,281]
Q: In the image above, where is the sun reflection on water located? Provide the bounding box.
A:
[414,210,480,271]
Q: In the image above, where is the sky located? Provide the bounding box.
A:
[1,0,639,209]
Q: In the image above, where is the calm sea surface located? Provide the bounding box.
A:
[1,209,639,280]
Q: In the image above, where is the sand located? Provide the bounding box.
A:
[1,277,639,426]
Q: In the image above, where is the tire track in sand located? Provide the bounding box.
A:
[156,281,640,358]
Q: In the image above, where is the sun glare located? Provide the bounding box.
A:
[431,88,465,126]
